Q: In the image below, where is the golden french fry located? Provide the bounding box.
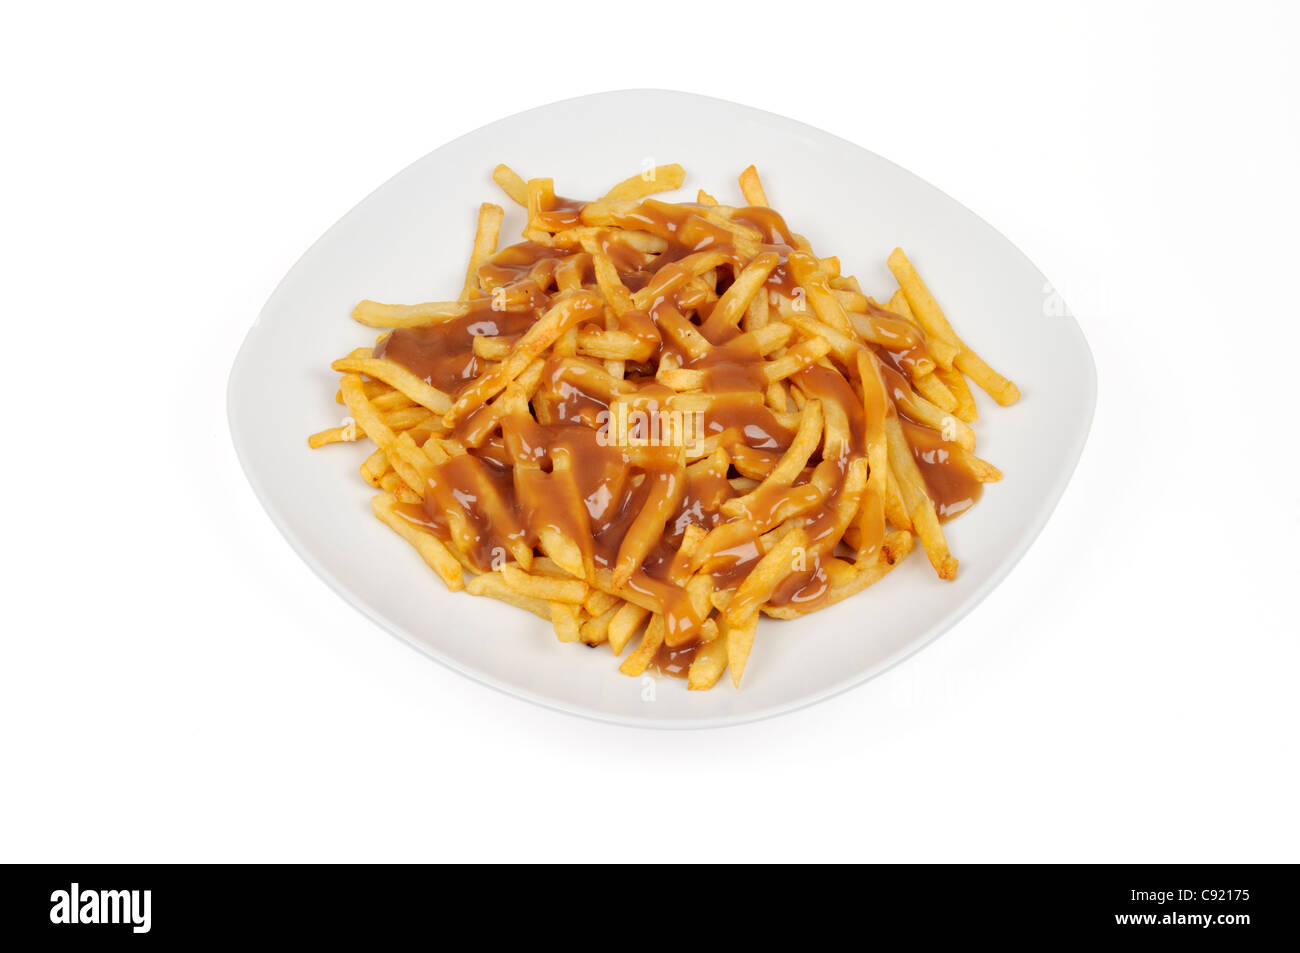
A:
[935,364,979,422]
[461,203,504,301]
[721,400,822,518]
[588,247,636,316]
[762,531,914,619]
[473,335,514,361]
[575,328,648,362]
[654,306,712,358]
[893,385,976,452]
[608,601,650,656]
[371,494,463,591]
[727,527,809,625]
[630,250,732,311]
[612,467,686,588]
[550,601,582,642]
[955,347,1021,407]
[351,300,469,329]
[308,421,360,448]
[339,374,398,451]
[910,498,957,580]
[699,252,779,339]
[885,414,956,580]
[491,164,529,205]
[913,370,959,413]
[884,459,912,532]
[763,337,832,382]
[725,614,759,688]
[786,312,862,364]
[500,564,587,604]
[466,571,550,619]
[370,389,417,413]
[619,614,666,677]
[886,249,960,346]
[603,163,686,201]
[786,251,860,336]
[583,589,619,617]
[444,291,602,426]
[687,636,728,690]
[332,356,453,415]
[887,289,958,370]
[738,165,769,206]
[888,247,1019,404]
[579,601,620,646]
[856,350,889,560]
[360,447,389,486]
[378,471,421,504]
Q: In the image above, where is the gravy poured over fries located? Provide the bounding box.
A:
[310,164,1018,689]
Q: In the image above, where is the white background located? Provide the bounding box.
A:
[2,1,1296,862]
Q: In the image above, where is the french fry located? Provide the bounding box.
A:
[888,247,1020,404]
[726,527,809,626]
[619,614,666,677]
[308,420,360,448]
[473,335,514,361]
[856,350,889,560]
[613,467,686,588]
[913,369,959,413]
[491,164,529,206]
[935,363,979,422]
[687,635,728,690]
[351,300,469,329]
[378,471,421,504]
[699,251,779,339]
[332,356,454,415]
[885,414,956,580]
[466,571,550,619]
[630,250,732,312]
[954,347,1020,408]
[762,337,832,382]
[583,589,619,617]
[444,291,602,426]
[588,247,636,316]
[725,614,759,688]
[721,400,822,518]
[579,601,619,646]
[370,494,463,591]
[762,531,914,618]
[549,601,582,643]
[738,165,769,207]
[608,602,650,656]
[360,447,389,486]
[500,564,587,604]
[603,163,686,201]
[893,385,976,452]
[461,203,504,300]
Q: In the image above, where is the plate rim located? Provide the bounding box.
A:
[227,87,1098,730]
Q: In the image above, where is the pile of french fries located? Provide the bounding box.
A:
[310,163,1018,689]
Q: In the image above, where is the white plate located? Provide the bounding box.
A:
[228,89,1096,729]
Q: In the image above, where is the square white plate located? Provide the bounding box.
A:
[228,89,1095,728]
